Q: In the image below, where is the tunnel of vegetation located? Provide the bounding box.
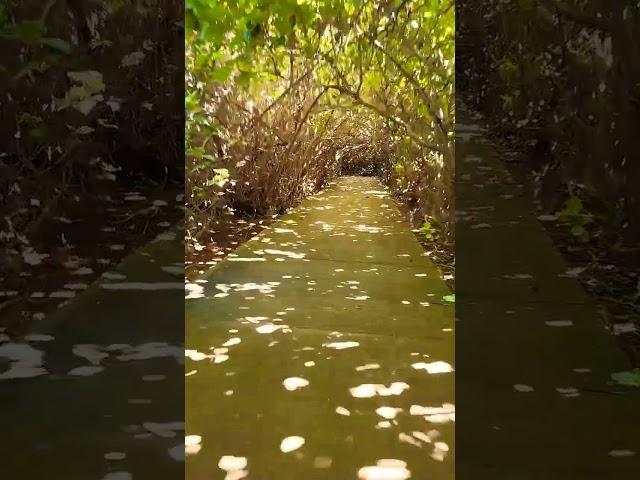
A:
[185,0,454,254]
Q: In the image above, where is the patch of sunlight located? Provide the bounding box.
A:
[354,224,383,233]
[0,343,47,380]
[68,365,104,376]
[185,349,212,361]
[411,361,453,374]
[410,403,455,423]
[143,421,184,438]
[573,368,591,373]
[545,320,573,327]
[364,190,389,197]
[102,472,132,480]
[513,384,534,392]
[556,386,580,398]
[350,382,410,398]
[263,249,306,259]
[256,324,285,334]
[213,353,229,364]
[335,406,351,416]
[72,344,108,364]
[218,457,249,479]
[102,272,126,280]
[283,377,309,391]
[376,406,402,419]
[227,257,266,262]
[398,432,422,448]
[280,436,305,453]
[431,441,450,462]
[185,283,204,299]
[104,452,126,460]
[503,273,533,280]
[414,431,438,444]
[358,459,411,480]
[222,337,241,347]
[356,363,380,371]
[609,450,636,457]
[24,333,54,342]
[323,341,359,350]
[168,444,185,462]
[232,282,280,294]
[244,316,269,323]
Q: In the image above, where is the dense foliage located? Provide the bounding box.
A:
[1,0,182,275]
[458,0,640,246]
[0,2,182,218]
[185,0,454,248]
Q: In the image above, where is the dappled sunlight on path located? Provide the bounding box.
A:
[0,226,185,480]
[185,176,454,480]
[456,105,640,478]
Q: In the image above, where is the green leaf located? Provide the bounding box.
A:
[565,196,583,215]
[40,37,72,54]
[570,225,586,238]
[187,147,205,157]
[611,369,640,387]
[236,70,253,87]
[4,21,46,43]
[211,66,232,82]
[27,125,48,139]
[443,294,455,303]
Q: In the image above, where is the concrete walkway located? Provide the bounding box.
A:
[456,105,640,478]
[185,176,454,480]
[0,226,185,480]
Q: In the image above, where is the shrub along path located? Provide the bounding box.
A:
[185,176,455,479]
[456,105,640,478]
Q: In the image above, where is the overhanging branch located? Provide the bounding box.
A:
[324,84,442,153]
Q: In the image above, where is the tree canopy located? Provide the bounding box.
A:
[185,0,455,245]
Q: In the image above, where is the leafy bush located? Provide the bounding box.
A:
[555,195,594,242]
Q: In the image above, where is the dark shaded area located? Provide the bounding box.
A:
[456,2,640,478]
[339,151,389,177]
[457,1,640,244]
[456,0,639,363]
[0,2,184,479]
[455,104,640,479]
[1,2,184,323]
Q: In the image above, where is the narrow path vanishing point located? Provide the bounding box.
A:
[185,176,455,480]
[456,104,640,479]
